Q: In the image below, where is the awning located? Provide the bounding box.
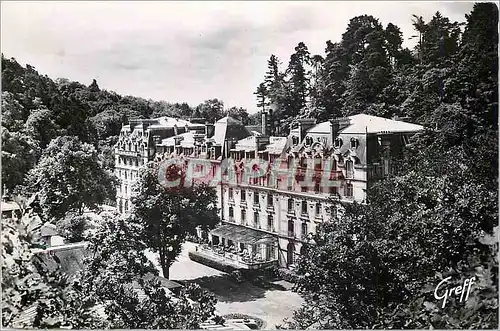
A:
[210,224,276,245]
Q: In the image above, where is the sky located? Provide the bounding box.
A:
[1,1,476,113]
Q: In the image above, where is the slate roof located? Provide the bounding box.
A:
[310,114,423,135]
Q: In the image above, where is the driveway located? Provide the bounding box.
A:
[146,242,304,329]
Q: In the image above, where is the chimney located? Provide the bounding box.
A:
[297,118,316,141]
[205,122,215,138]
[261,111,268,136]
[330,117,351,142]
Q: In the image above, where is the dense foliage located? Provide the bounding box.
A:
[131,161,220,279]
[2,211,220,329]
[1,56,251,192]
[281,3,498,329]
[26,136,117,221]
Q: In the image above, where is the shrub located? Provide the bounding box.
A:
[276,268,300,283]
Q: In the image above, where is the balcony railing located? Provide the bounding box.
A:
[193,245,278,270]
[116,150,141,157]
[265,225,276,233]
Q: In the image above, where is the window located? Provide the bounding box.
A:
[314,182,320,193]
[334,138,343,148]
[241,209,246,224]
[301,223,308,237]
[345,183,353,197]
[125,171,128,180]
[254,192,259,206]
[350,138,359,149]
[314,158,322,170]
[241,189,246,201]
[301,186,308,192]
[229,188,233,200]
[301,201,307,214]
[288,198,294,212]
[254,212,259,228]
[330,186,338,194]
[229,207,234,218]
[315,203,321,215]
[267,215,274,232]
[346,160,354,178]
[288,220,295,237]
[267,194,273,208]
[300,157,307,168]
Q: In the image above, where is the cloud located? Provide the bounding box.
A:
[1,1,474,113]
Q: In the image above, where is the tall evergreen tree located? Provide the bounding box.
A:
[286,42,311,117]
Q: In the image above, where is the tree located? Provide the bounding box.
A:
[286,42,311,117]
[314,41,349,120]
[24,107,59,149]
[55,212,90,243]
[82,211,219,328]
[1,91,26,131]
[225,106,250,125]
[410,15,426,64]
[445,2,498,129]
[28,136,117,221]
[342,16,392,115]
[2,209,220,329]
[1,127,41,191]
[131,161,220,279]
[285,149,498,328]
[254,82,268,113]
[420,12,461,67]
[196,99,225,123]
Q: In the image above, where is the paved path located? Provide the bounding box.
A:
[146,242,304,329]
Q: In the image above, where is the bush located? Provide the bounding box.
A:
[55,213,90,242]
[276,268,300,283]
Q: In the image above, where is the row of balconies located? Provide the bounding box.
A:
[115,149,142,157]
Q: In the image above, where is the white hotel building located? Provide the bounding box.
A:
[115,113,422,269]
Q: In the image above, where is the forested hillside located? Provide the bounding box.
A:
[1,57,255,191]
[278,3,498,329]
[254,7,497,137]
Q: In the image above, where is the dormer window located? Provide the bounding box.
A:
[334,138,343,148]
[292,136,299,146]
[350,138,359,149]
[305,136,313,146]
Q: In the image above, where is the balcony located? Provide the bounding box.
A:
[192,245,278,270]
[116,150,141,157]
[265,225,276,233]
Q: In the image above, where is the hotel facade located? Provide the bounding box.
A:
[115,113,423,268]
